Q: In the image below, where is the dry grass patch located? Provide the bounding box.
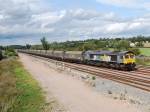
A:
[0,58,50,112]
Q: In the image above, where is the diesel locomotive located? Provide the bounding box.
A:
[19,50,136,71]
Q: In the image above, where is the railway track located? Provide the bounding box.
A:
[22,53,150,92]
[136,65,150,74]
[63,63,150,91]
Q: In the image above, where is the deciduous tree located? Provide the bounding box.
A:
[41,37,50,52]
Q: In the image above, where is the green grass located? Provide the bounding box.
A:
[14,62,45,112]
[136,58,150,66]
[0,58,46,112]
[139,48,150,56]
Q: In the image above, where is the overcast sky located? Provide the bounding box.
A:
[0,0,150,45]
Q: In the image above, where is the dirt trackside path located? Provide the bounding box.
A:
[19,53,140,112]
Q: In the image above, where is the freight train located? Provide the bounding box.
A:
[19,50,136,71]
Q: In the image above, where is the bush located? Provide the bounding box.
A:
[92,76,96,80]
[113,40,130,51]
[136,57,150,66]
[4,48,18,57]
[129,48,141,55]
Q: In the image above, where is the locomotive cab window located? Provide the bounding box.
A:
[125,55,129,59]
[130,54,134,59]
[90,54,94,59]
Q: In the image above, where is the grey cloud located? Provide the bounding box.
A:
[0,0,150,45]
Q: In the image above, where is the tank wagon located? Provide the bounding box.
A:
[19,50,136,71]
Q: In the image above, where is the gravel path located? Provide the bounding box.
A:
[19,53,141,112]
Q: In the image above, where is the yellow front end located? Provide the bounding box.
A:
[123,58,135,64]
[123,53,135,64]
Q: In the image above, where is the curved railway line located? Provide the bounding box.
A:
[136,66,150,74]
[65,63,150,91]
[21,53,150,92]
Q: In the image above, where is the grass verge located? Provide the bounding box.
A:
[0,58,46,112]
[139,48,150,56]
[136,58,150,66]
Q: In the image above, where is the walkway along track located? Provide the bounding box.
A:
[20,53,150,92]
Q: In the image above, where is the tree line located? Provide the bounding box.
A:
[1,35,150,55]
[37,35,149,51]
[27,36,150,55]
[36,36,150,55]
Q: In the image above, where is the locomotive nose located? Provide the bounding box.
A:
[123,58,135,64]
